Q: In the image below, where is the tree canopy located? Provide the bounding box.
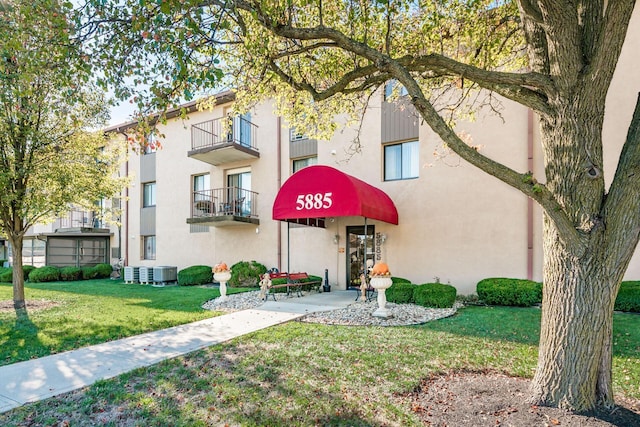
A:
[0,0,126,308]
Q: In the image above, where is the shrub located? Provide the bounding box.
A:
[81,266,99,280]
[60,267,82,281]
[228,260,267,287]
[615,281,640,313]
[28,266,61,283]
[300,274,322,292]
[178,265,213,286]
[23,265,36,280]
[0,266,36,282]
[386,282,415,304]
[22,265,38,280]
[268,276,288,294]
[93,263,114,279]
[414,283,457,308]
[0,267,10,282]
[477,278,543,307]
[391,276,411,284]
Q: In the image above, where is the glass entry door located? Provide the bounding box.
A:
[346,225,375,288]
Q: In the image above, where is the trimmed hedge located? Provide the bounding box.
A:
[477,278,542,307]
[60,267,82,281]
[29,266,61,283]
[23,265,36,279]
[615,281,640,313]
[0,266,36,282]
[301,275,323,292]
[178,265,213,286]
[94,263,114,279]
[413,283,457,308]
[386,282,415,304]
[228,260,267,287]
[81,266,99,280]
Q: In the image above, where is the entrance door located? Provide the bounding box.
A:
[346,225,375,288]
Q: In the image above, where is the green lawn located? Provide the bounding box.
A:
[0,304,637,426]
[0,279,251,366]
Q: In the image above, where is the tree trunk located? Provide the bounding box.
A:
[529,100,628,411]
[529,215,621,411]
[9,235,26,310]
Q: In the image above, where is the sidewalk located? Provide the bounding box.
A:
[0,291,355,414]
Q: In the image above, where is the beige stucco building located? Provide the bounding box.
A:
[15,8,640,294]
[104,38,640,295]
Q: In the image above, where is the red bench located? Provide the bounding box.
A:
[266,272,322,301]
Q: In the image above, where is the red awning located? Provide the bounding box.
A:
[272,165,399,225]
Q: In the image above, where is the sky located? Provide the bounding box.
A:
[109,101,137,126]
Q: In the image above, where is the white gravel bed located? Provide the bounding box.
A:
[202,290,459,326]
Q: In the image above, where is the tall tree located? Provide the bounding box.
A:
[79,0,640,411]
[0,0,125,309]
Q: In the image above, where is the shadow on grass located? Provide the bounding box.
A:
[63,342,390,427]
[2,307,45,364]
[419,305,640,359]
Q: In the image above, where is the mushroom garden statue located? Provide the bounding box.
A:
[369,262,393,319]
[212,262,232,300]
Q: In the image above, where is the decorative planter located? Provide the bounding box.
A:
[369,276,393,319]
[213,270,232,300]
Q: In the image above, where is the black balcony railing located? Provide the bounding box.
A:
[58,209,103,229]
[191,116,258,151]
[191,187,259,218]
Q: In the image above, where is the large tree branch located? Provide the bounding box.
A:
[234,2,583,250]
[603,92,640,266]
[402,54,553,114]
[515,0,549,74]
[261,20,556,113]
[268,59,388,99]
[583,0,635,96]
[272,41,338,59]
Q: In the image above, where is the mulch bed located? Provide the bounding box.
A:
[401,371,640,426]
[0,299,61,312]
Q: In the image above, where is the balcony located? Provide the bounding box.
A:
[187,187,260,227]
[188,116,260,165]
[56,209,105,232]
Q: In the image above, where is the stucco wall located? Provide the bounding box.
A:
[117,7,640,294]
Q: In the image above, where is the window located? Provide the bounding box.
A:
[225,110,253,147]
[384,140,419,181]
[143,235,156,260]
[226,169,251,216]
[193,174,212,215]
[238,112,252,147]
[143,182,156,207]
[384,80,408,101]
[21,238,46,267]
[293,156,317,173]
[193,174,210,201]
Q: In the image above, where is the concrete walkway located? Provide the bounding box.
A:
[0,290,355,414]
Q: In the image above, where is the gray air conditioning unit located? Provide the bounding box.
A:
[153,266,177,287]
